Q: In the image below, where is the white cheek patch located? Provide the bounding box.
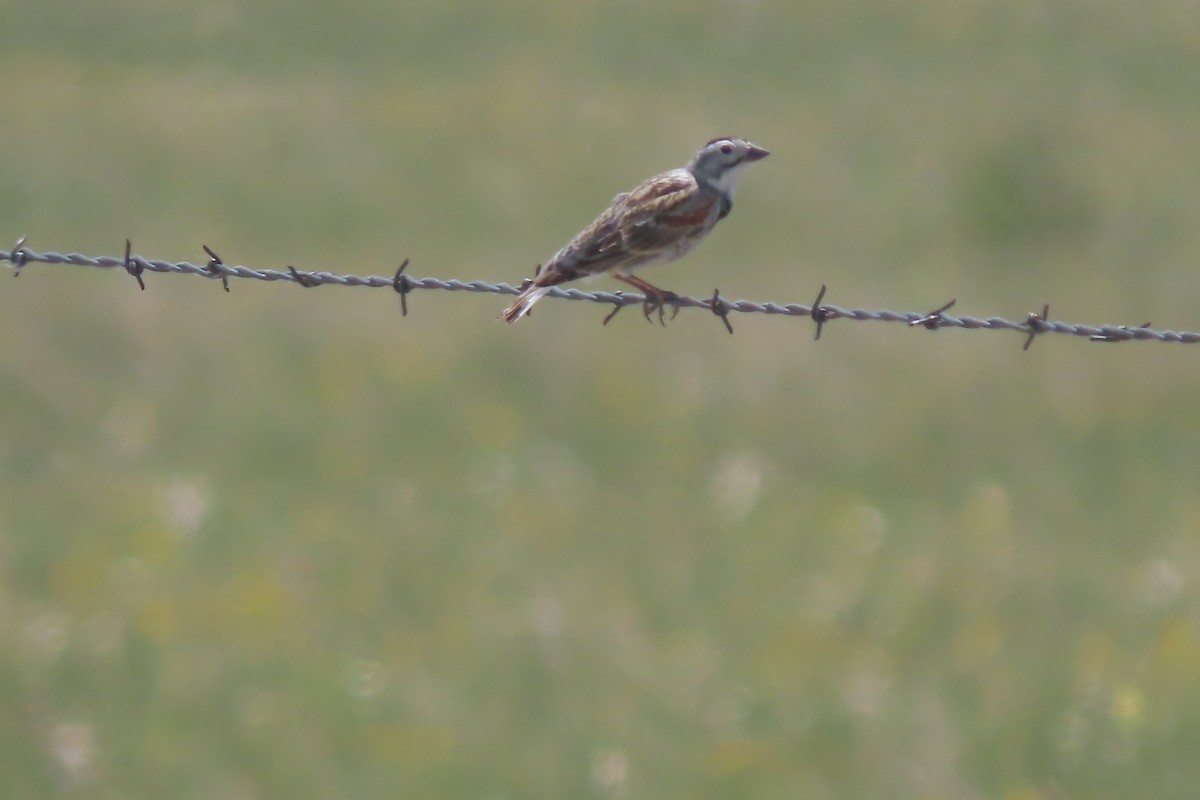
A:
[710,162,749,194]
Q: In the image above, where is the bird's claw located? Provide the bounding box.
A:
[641,290,679,326]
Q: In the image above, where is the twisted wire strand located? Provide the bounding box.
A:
[3,242,1199,345]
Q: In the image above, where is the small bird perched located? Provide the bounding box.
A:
[502,136,769,323]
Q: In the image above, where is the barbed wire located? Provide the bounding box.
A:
[3,236,1199,346]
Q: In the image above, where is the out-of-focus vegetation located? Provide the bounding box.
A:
[3,2,1200,797]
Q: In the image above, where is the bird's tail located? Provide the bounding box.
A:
[502,285,550,324]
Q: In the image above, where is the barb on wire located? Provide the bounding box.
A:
[602,297,624,326]
[1091,321,1153,343]
[2,241,1199,347]
[810,284,832,341]
[392,258,412,316]
[10,235,28,277]
[910,298,957,330]
[202,244,230,292]
[287,265,322,288]
[1024,304,1050,351]
[708,288,734,335]
[123,239,145,291]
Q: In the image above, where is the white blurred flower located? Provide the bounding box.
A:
[709,452,765,521]
[24,609,69,663]
[346,658,388,701]
[49,722,95,779]
[159,475,210,536]
[591,748,629,794]
[1133,558,1183,608]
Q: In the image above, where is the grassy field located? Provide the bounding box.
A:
[3,2,1200,797]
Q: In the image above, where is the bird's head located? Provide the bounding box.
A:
[688,137,770,194]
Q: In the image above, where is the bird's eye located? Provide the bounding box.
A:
[720,144,733,155]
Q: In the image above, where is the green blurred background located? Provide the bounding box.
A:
[3,1,1200,797]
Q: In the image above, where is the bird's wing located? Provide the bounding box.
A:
[533,171,706,287]
[534,201,630,285]
[619,171,714,255]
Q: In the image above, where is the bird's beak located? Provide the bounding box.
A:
[745,145,770,162]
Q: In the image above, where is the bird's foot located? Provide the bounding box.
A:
[641,288,680,326]
[612,273,679,327]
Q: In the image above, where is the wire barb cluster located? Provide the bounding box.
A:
[3,238,1199,346]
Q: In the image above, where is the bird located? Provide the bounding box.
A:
[502,136,769,324]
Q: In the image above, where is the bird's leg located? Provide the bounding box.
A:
[612,272,679,326]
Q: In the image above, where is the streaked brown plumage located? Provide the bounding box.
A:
[503,137,768,323]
